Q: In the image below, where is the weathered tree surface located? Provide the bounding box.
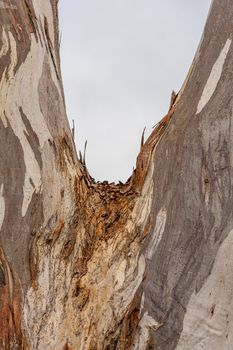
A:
[0,0,233,349]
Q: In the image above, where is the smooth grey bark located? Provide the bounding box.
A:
[0,0,233,349]
[139,2,233,348]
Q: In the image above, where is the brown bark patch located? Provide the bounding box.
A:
[0,249,23,349]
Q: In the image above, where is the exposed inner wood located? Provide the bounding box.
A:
[71,91,177,281]
[21,91,177,349]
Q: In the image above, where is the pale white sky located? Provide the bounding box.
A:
[59,0,212,182]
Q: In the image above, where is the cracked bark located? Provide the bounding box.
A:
[0,0,233,349]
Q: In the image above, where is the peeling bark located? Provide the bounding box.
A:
[1,0,233,349]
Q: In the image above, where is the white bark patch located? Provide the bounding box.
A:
[22,172,41,217]
[121,254,146,307]
[0,184,5,231]
[134,311,161,350]
[32,0,55,48]
[0,28,9,58]
[126,145,155,232]
[147,208,167,259]
[1,26,59,216]
[114,259,127,290]
[176,229,233,350]
[0,10,74,221]
[32,0,62,97]
[8,37,52,148]
[4,33,44,216]
[196,38,232,114]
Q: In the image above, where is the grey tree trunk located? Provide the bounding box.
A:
[0,0,232,349]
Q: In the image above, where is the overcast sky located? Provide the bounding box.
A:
[59,0,212,183]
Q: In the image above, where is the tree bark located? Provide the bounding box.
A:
[0,0,233,349]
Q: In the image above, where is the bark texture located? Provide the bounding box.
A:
[0,0,233,349]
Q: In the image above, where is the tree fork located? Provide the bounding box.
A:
[1,0,233,349]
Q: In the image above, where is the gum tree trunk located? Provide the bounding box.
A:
[0,0,233,349]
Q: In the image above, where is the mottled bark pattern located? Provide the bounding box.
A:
[0,0,233,349]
